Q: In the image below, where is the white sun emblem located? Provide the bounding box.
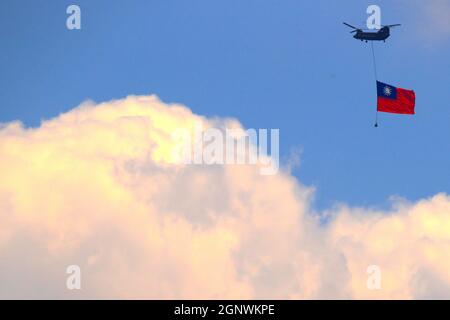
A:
[383,86,392,96]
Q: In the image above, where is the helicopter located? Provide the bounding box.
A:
[343,22,401,42]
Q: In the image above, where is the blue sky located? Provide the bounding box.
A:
[1,0,449,209]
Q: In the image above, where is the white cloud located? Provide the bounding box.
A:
[0,94,449,299]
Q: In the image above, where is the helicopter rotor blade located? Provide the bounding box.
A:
[343,22,358,30]
[350,30,358,33]
[373,23,401,28]
[384,24,401,28]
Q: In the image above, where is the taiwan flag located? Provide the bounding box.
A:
[377,81,416,115]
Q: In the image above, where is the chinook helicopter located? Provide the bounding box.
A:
[343,22,401,42]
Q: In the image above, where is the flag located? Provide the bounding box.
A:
[377,81,415,114]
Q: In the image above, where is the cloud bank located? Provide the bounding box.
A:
[0,95,449,299]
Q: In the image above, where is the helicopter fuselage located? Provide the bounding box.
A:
[353,27,390,41]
